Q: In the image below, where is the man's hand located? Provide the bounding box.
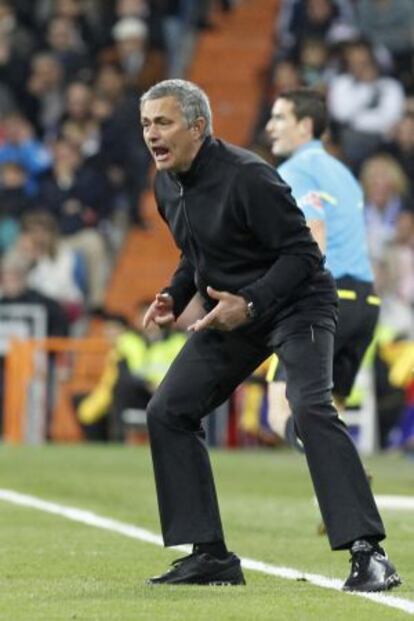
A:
[188,286,249,332]
[143,293,175,328]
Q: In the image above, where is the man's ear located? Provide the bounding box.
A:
[191,117,207,140]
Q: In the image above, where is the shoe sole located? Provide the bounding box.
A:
[343,572,402,592]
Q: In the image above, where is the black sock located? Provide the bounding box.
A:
[193,540,228,559]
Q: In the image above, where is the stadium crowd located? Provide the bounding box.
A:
[0,0,233,320]
[0,0,236,439]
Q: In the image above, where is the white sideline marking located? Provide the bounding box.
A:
[313,494,414,512]
[376,495,414,511]
[0,489,413,616]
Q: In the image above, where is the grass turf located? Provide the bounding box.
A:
[0,444,413,620]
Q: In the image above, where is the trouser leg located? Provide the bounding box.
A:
[147,329,269,546]
[278,324,385,550]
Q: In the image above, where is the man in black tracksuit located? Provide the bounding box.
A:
[140,79,400,591]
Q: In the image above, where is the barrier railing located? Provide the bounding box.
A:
[3,338,109,444]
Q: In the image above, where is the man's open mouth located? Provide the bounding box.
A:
[152,147,170,161]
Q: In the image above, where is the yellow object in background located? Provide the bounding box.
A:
[381,341,414,388]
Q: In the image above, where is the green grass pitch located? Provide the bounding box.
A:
[0,444,413,620]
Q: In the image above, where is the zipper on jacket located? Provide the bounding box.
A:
[177,179,211,299]
[177,180,200,274]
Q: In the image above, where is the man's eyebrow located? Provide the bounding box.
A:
[141,115,171,123]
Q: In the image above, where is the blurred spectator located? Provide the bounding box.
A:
[37,138,110,307]
[115,0,165,51]
[92,63,152,226]
[0,81,15,119]
[298,37,331,90]
[16,211,86,322]
[77,305,186,441]
[276,0,356,61]
[53,0,107,53]
[8,0,37,29]
[158,0,199,78]
[328,39,405,171]
[360,153,414,263]
[375,243,414,334]
[355,0,414,91]
[76,311,138,441]
[108,16,165,92]
[35,0,114,53]
[115,0,149,21]
[60,117,99,162]
[0,37,26,115]
[0,162,33,254]
[60,82,100,159]
[369,156,414,323]
[0,113,51,195]
[0,0,35,62]
[24,52,66,138]
[386,113,414,204]
[0,252,69,336]
[45,15,92,82]
[64,81,93,124]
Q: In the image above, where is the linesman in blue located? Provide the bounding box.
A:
[140,80,400,591]
[265,89,380,446]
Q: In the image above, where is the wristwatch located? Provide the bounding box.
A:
[245,299,256,320]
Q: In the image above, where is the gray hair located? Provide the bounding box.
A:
[140,79,213,138]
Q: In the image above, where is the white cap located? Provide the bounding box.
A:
[112,17,148,42]
[326,23,360,45]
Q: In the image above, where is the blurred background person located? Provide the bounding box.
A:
[360,153,413,264]
[328,39,405,171]
[355,0,414,92]
[0,162,34,255]
[0,252,69,337]
[108,16,165,93]
[0,113,51,195]
[24,52,66,139]
[77,304,186,442]
[91,63,152,228]
[276,0,356,62]
[45,15,92,83]
[16,211,86,325]
[37,137,111,308]
[385,112,414,206]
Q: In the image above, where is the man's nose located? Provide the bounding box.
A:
[146,125,159,141]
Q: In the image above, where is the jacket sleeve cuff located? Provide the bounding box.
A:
[161,286,194,319]
[238,286,264,318]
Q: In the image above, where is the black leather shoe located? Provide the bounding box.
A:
[146,552,246,586]
[343,540,402,592]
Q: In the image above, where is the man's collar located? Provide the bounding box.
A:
[171,136,214,186]
[295,139,323,155]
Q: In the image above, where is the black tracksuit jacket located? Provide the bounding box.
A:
[154,136,337,332]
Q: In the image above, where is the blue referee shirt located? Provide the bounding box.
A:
[278,140,373,282]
